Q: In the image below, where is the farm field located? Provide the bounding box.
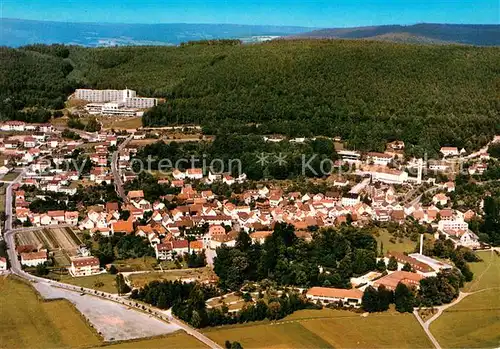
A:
[0,276,101,348]
[430,289,500,349]
[17,227,82,266]
[204,308,432,348]
[430,250,500,349]
[463,250,500,292]
[205,321,332,348]
[129,267,216,288]
[97,331,207,349]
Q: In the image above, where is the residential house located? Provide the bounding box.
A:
[440,147,459,157]
[186,168,203,180]
[367,152,393,166]
[432,193,449,206]
[111,220,134,234]
[69,256,101,277]
[341,193,360,207]
[20,251,47,267]
[127,190,144,200]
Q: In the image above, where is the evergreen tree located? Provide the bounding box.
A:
[115,273,131,295]
[377,285,393,311]
[402,262,413,272]
[231,342,243,349]
[157,292,169,309]
[376,259,387,272]
[394,283,415,313]
[387,256,398,271]
[235,230,252,252]
[362,286,380,313]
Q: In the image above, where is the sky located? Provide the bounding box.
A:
[1,0,499,27]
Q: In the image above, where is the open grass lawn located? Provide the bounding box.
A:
[204,308,431,349]
[50,116,68,127]
[430,250,500,349]
[374,228,418,254]
[97,331,207,349]
[298,310,432,349]
[2,171,20,182]
[431,289,500,349]
[204,321,332,349]
[0,193,5,212]
[55,273,118,294]
[113,257,158,272]
[464,250,500,292]
[99,116,143,130]
[129,268,216,288]
[0,276,101,348]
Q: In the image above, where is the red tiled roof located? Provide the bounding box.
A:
[172,240,189,249]
[307,287,363,299]
[71,256,99,267]
[21,251,47,261]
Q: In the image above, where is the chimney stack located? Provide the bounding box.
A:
[420,234,424,255]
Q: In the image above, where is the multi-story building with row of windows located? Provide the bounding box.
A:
[75,88,158,113]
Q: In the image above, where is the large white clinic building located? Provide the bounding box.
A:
[75,88,158,109]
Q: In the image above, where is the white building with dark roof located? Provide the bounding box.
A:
[69,256,101,277]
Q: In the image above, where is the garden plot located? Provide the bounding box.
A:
[16,227,83,266]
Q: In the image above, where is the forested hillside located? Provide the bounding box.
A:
[294,24,500,46]
[1,40,499,156]
[0,45,75,122]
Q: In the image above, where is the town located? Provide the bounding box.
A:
[0,94,499,348]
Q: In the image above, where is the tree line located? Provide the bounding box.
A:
[2,42,499,157]
[214,223,377,290]
[132,136,338,180]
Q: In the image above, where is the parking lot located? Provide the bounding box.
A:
[34,282,180,341]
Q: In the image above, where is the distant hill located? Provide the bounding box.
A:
[0,18,313,47]
[1,41,499,156]
[293,24,500,46]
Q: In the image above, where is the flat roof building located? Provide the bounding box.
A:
[306,287,363,308]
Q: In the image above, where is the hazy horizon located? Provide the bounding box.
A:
[1,0,499,27]
[3,17,500,28]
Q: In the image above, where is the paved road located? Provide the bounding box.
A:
[111,134,133,202]
[405,184,440,206]
[413,309,442,349]
[3,172,222,348]
[3,170,25,233]
[349,177,370,194]
[53,125,96,140]
[4,230,221,347]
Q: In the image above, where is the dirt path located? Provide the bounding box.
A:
[415,251,498,349]
[465,250,495,293]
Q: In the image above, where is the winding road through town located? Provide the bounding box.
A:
[111,134,134,202]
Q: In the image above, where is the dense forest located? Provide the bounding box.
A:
[0,45,75,122]
[131,136,338,180]
[1,41,499,155]
[214,223,378,290]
